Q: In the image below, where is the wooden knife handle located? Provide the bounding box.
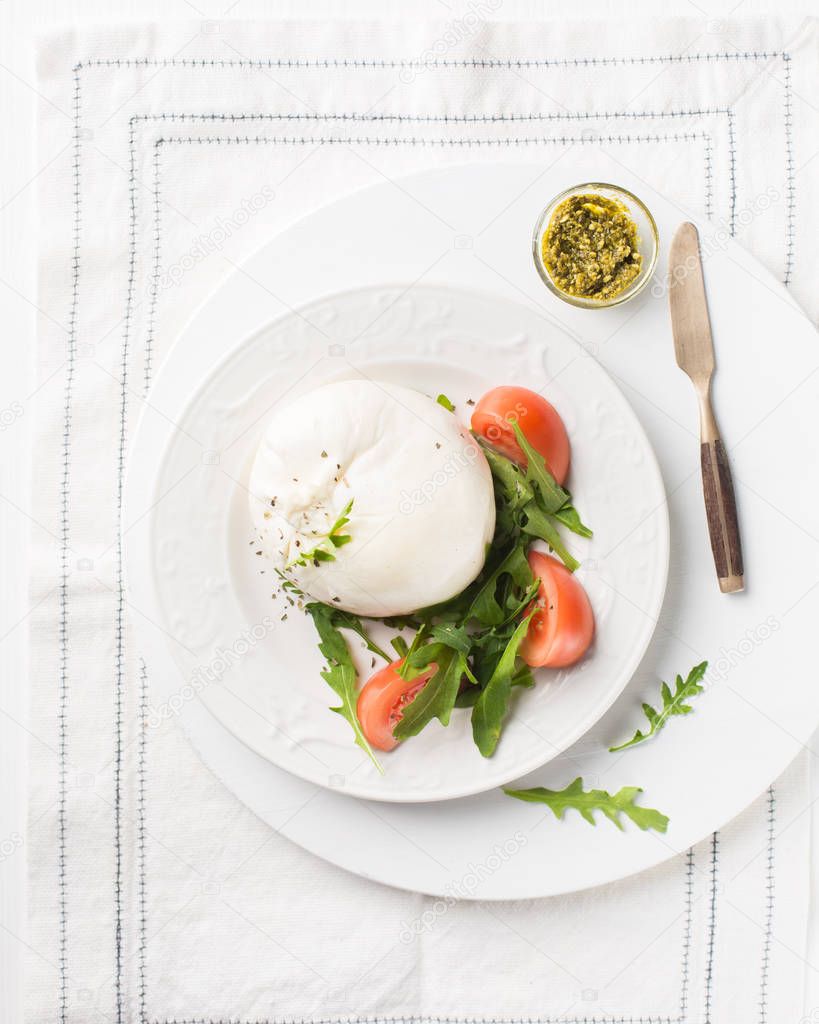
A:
[700,437,744,593]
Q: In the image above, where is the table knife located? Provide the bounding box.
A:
[668,222,744,594]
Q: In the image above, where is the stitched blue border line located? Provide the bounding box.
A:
[155,131,711,144]
[141,126,711,1024]
[151,1017,679,1024]
[702,832,720,1024]
[108,109,146,1024]
[130,106,734,219]
[758,787,776,1023]
[78,48,794,272]
[150,1018,679,1024]
[57,62,83,1024]
[138,659,149,1024]
[75,51,794,272]
[129,109,734,127]
[726,110,737,236]
[80,50,787,68]
[59,47,795,1024]
[782,54,795,285]
[678,849,695,1021]
[134,108,734,120]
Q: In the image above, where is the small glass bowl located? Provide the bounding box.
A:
[532,182,659,309]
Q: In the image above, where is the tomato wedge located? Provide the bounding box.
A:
[471,385,570,484]
[357,657,438,752]
[519,551,594,668]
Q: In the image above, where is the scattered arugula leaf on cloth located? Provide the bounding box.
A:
[505,663,710,829]
[609,661,709,752]
[504,777,669,833]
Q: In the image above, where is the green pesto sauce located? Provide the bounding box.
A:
[542,193,642,301]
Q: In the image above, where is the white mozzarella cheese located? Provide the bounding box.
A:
[248,379,495,617]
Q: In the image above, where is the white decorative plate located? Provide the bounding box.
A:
[133,283,668,802]
[126,157,819,897]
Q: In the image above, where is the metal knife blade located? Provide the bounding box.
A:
[668,222,714,384]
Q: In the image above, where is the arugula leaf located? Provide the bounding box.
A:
[609,662,708,752]
[392,644,467,740]
[480,441,532,547]
[454,686,481,708]
[553,501,593,539]
[482,426,591,570]
[289,498,355,568]
[305,603,382,773]
[382,614,423,632]
[391,635,409,659]
[331,497,354,532]
[320,607,392,663]
[479,442,533,509]
[397,624,429,680]
[471,611,534,757]
[492,578,540,629]
[457,663,533,708]
[401,631,440,676]
[504,777,669,833]
[467,540,534,626]
[429,622,473,655]
[436,393,456,413]
[511,421,592,539]
[469,628,511,689]
[511,421,568,514]
[512,661,535,689]
[520,502,580,573]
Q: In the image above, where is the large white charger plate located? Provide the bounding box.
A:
[125,157,819,898]
[130,283,668,802]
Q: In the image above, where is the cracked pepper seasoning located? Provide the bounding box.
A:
[542,193,642,301]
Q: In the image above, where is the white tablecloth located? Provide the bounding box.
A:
[23,13,819,1024]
